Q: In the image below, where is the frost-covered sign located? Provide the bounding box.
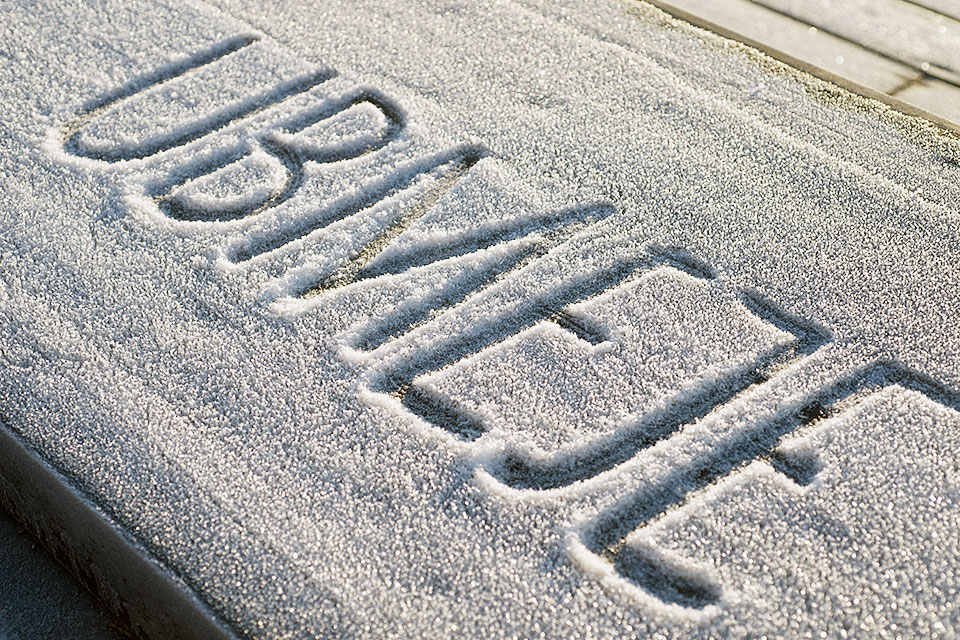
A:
[3,1,960,639]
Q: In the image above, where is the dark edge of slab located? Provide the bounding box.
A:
[637,0,960,137]
[0,419,240,640]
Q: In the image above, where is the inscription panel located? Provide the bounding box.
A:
[415,270,790,452]
[2,0,960,637]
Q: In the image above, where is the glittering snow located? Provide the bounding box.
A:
[1,0,959,638]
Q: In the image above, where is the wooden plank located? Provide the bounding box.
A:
[651,0,919,93]
[645,0,960,128]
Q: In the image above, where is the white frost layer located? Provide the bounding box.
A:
[417,270,788,453]
[170,145,288,213]
[643,389,960,638]
[2,0,960,638]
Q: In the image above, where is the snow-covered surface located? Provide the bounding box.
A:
[2,0,960,637]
